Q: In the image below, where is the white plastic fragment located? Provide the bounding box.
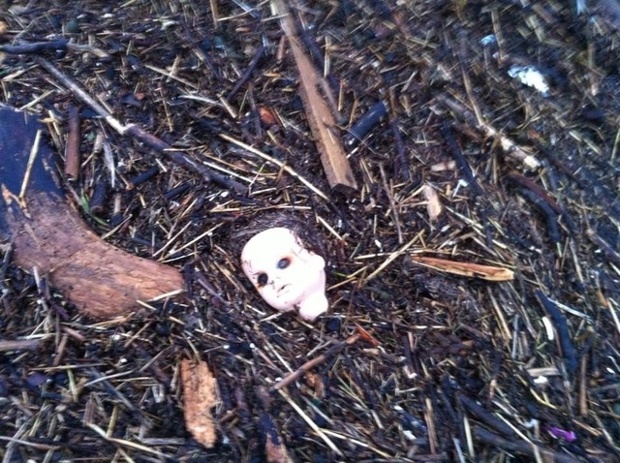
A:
[480,34,497,46]
[542,316,555,341]
[533,376,549,386]
[508,65,550,96]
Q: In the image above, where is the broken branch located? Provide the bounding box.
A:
[410,256,514,281]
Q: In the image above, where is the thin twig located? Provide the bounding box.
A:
[277,388,343,456]
[535,290,579,376]
[226,45,266,101]
[18,129,42,204]
[0,39,69,54]
[64,104,81,180]
[0,39,109,59]
[365,231,422,281]
[271,333,361,391]
[437,94,542,171]
[440,121,483,197]
[219,132,329,200]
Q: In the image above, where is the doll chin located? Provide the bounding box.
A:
[296,293,328,321]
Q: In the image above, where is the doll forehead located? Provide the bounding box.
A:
[242,227,302,258]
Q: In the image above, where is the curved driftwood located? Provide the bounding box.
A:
[0,104,184,318]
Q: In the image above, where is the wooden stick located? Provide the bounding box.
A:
[0,39,69,54]
[410,256,514,282]
[64,104,81,180]
[436,94,541,171]
[0,339,41,352]
[0,39,110,59]
[271,0,358,193]
[226,45,266,101]
[271,333,361,391]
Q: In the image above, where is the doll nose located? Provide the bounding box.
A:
[271,274,289,290]
[270,274,284,287]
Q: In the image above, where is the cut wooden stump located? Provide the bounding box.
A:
[0,104,184,319]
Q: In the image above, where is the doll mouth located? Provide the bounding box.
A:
[278,284,290,294]
[278,284,299,298]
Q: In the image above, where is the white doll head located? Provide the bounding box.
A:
[241,227,327,321]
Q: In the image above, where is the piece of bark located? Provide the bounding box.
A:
[264,416,294,463]
[0,104,184,319]
[272,0,358,193]
[180,359,218,448]
[410,256,514,281]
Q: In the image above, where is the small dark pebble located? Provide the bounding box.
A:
[324,317,341,333]
[65,19,80,34]
[228,340,253,358]
[26,372,48,388]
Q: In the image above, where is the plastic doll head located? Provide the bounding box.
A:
[241,227,327,321]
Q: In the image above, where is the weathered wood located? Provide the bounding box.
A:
[410,256,514,281]
[272,0,358,193]
[0,104,184,319]
[0,339,41,352]
[64,104,81,180]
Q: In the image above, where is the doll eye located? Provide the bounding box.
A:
[277,257,291,269]
[256,273,268,287]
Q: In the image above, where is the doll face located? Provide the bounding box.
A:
[241,227,327,321]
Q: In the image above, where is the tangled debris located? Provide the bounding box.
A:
[1,0,619,462]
